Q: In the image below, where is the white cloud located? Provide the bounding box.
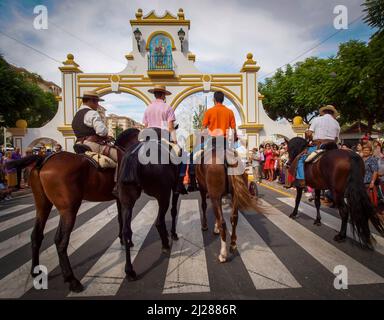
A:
[0,0,369,89]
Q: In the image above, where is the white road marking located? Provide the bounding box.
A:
[0,205,31,217]
[0,202,100,259]
[223,205,301,289]
[163,199,210,294]
[260,199,384,285]
[69,200,159,297]
[0,203,117,298]
[277,197,384,256]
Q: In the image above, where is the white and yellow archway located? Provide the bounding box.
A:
[12,9,296,153]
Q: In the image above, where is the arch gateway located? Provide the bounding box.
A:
[11,8,306,153]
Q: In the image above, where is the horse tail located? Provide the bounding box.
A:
[230,174,263,213]
[345,153,384,248]
[4,155,44,171]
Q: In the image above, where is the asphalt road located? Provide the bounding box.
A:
[0,184,383,300]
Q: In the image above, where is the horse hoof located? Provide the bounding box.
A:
[129,241,134,248]
[126,270,137,281]
[314,220,321,226]
[289,213,298,219]
[201,225,208,232]
[171,233,179,241]
[213,229,220,235]
[230,245,237,253]
[218,254,227,263]
[334,234,346,242]
[162,245,171,254]
[69,279,84,293]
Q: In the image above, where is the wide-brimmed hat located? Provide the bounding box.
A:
[148,85,171,96]
[77,91,104,101]
[319,105,339,117]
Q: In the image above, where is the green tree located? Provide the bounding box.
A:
[0,55,58,128]
[192,104,207,129]
[260,58,336,123]
[363,0,384,34]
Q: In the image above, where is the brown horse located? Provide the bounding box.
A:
[196,142,261,262]
[287,137,384,248]
[4,129,143,292]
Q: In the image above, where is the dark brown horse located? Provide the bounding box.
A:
[195,143,261,262]
[4,129,149,292]
[116,128,181,280]
[287,137,384,248]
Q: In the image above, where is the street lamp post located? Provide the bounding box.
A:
[0,115,6,151]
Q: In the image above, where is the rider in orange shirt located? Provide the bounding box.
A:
[202,91,238,141]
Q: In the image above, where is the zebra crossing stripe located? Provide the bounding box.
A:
[0,203,117,299]
[277,197,384,256]
[223,204,301,289]
[260,199,384,285]
[0,202,101,259]
[0,205,31,217]
[69,200,159,297]
[163,199,210,294]
[0,209,38,233]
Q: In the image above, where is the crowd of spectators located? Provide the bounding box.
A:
[0,144,62,202]
[249,133,384,213]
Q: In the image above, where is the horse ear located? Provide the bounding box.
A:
[174,124,179,130]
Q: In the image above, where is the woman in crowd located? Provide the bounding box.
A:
[263,143,274,181]
[4,151,17,188]
[362,143,379,207]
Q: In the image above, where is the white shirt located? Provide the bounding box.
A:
[309,114,340,141]
[79,105,108,137]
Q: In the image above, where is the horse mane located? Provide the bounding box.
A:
[115,128,140,148]
[287,137,308,161]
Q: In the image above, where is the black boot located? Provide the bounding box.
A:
[176,176,188,195]
[187,175,199,192]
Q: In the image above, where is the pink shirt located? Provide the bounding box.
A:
[143,99,176,129]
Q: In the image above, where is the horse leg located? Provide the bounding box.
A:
[314,189,322,226]
[117,199,133,247]
[30,171,53,277]
[156,194,171,253]
[212,196,227,262]
[120,185,140,281]
[229,202,238,253]
[334,194,348,242]
[55,209,82,292]
[170,191,179,241]
[289,187,303,219]
[200,188,208,231]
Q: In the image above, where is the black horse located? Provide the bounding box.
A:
[116,128,182,280]
[287,137,384,249]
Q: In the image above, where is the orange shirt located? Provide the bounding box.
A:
[202,103,236,137]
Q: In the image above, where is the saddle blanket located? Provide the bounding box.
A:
[85,151,117,169]
[305,149,325,164]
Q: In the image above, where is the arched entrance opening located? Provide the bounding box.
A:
[174,91,244,149]
[93,92,146,138]
[28,137,58,152]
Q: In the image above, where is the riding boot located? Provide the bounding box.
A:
[176,176,188,195]
[187,174,199,192]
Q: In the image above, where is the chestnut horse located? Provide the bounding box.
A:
[5,128,180,292]
[195,143,261,262]
[287,137,384,248]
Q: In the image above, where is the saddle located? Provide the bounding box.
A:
[84,152,117,169]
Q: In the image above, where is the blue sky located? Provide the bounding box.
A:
[0,0,376,123]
